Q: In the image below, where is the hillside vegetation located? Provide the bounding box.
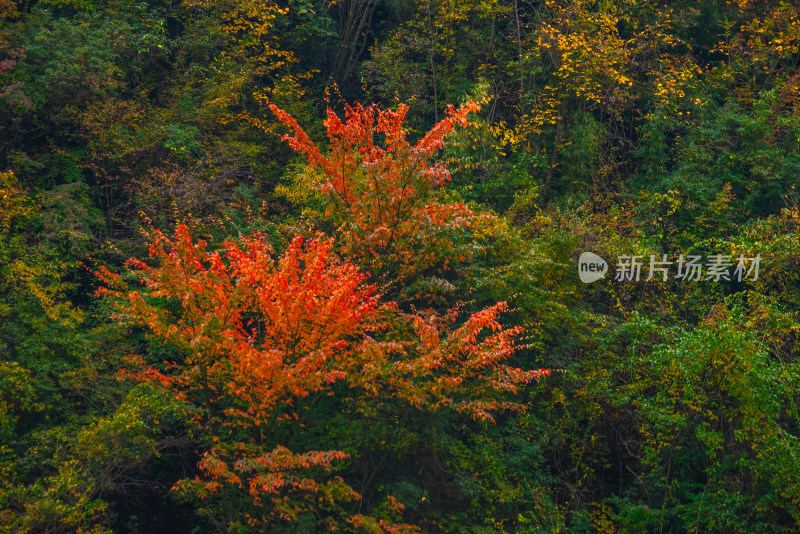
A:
[2,0,800,531]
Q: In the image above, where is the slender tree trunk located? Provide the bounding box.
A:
[514,0,524,94]
[332,0,380,84]
[427,0,439,121]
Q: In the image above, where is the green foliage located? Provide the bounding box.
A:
[2,383,190,533]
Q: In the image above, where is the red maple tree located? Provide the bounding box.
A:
[96,101,548,530]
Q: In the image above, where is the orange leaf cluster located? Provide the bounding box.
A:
[97,226,384,424]
[270,100,483,284]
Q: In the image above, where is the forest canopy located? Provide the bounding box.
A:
[2,0,800,532]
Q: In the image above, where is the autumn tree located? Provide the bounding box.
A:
[96,222,547,530]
